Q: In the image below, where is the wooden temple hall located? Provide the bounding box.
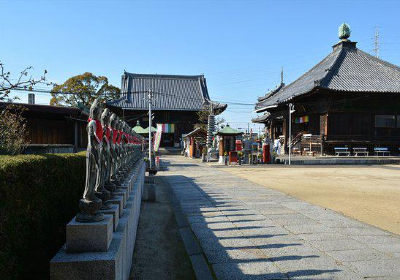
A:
[253,23,400,156]
[107,73,226,147]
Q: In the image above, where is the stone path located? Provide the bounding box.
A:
[161,155,400,280]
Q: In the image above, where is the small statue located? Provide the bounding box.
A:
[104,112,117,193]
[114,119,124,184]
[95,108,112,209]
[110,114,120,185]
[121,123,129,169]
[76,99,104,223]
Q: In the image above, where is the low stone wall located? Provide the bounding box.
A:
[23,144,75,154]
[50,160,145,280]
[282,157,400,165]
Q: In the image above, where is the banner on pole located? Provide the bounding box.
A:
[294,116,309,124]
[153,124,163,152]
[160,123,175,133]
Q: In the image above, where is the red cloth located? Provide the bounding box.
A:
[105,127,111,143]
[88,118,103,143]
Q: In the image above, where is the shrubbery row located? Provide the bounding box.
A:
[0,152,86,280]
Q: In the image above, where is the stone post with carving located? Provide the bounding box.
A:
[76,99,104,223]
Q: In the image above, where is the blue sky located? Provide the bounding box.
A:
[1,0,399,131]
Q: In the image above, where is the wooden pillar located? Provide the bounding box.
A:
[320,113,329,136]
[269,121,274,140]
[319,113,329,155]
[219,137,224,156]
[189,136,194,158]
[283,118,287,154]
[174,122,178,147]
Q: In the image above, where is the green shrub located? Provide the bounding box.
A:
[0,152,86,280]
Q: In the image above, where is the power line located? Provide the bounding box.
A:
[12,87,373,108]
[11,87,256,106]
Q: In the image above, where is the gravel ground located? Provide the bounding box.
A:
[222,164,400,235]
[162,155,400,279]
[129,176,195,280]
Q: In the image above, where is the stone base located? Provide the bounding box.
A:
[51,161,146,280]
[119,182,130,193]
[100,204,119,232]
[66,215,113,253]
[128,168,139,190]
[109,195,124,217]
[51,231,125,280]
[114,190,127,208]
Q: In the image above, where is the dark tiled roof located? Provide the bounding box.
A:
[0,102,84,116]
[256,41,400,110]
[252,113,270,123]
[257,83,285,103]
[108,73,210,111]
[184,128,207,138]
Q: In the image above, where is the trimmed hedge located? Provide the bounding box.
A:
[0,152,86,280]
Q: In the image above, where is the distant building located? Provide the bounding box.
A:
[107,72,226,147]
[254,24,400,155]
[0,102,88,153]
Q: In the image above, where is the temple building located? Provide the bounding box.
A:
[253,23,400,155]
[107,73,226,147]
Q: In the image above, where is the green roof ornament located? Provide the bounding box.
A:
[215,124,243,136]
[338,23,351,40]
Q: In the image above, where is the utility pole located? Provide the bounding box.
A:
[374,27,380,58]
[147,89,153,169]
[288,103,295,166]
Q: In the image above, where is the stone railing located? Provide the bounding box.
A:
[50,99,146,280]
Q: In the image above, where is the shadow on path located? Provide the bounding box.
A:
[162,158,348,279]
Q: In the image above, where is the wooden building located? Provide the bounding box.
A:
[0,102,88,153]
[216,125,243,162]
[107,72,226,147]
[254,24,400,155]
[183,128,207,158]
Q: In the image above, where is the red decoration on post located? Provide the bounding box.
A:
[105,126,111,144]
[88,118,103,143]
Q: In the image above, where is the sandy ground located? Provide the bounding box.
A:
[130,177,195,280]
[222,164,400,235]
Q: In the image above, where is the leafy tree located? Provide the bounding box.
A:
[50,72,121,107]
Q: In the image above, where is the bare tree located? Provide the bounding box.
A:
[0,61,49,100]
[0,62,48,154]
[0,104,30,155]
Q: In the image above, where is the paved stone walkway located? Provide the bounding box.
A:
[161,155,400,280]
